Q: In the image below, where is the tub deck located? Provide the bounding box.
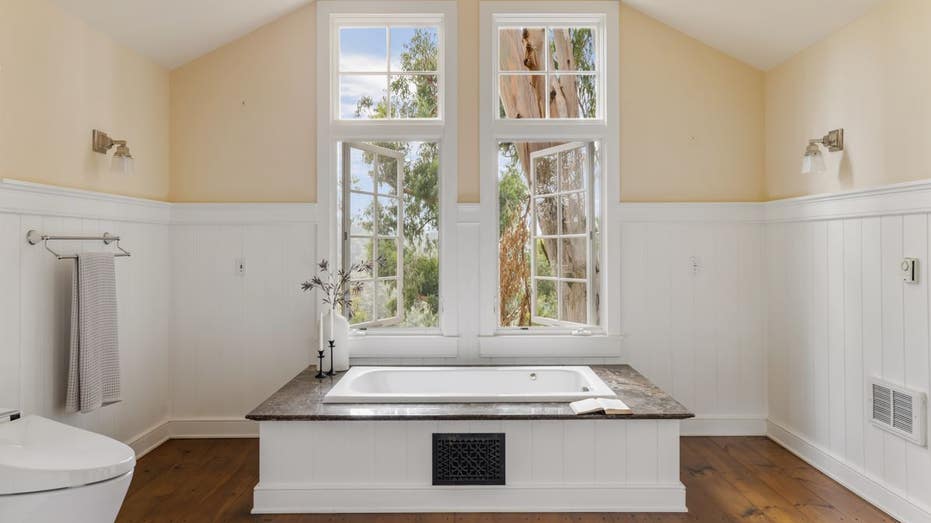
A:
[248,365,694,514]
[246,365,693,421]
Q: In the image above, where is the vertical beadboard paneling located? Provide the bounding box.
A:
[768,208,931,516]
[0,199,172,448]
[861,217,885,481]
[619,221,766,423]
[826,220,846,457]
[170,222,316,419]
[904,215,931,508]
[842,219,864,470]
[0,214,21,410]
[880,216,908,493]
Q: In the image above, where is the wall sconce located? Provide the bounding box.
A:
[92,130,134,176]
[801,128,844,175]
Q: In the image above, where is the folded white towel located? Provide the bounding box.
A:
[66,252,121,413]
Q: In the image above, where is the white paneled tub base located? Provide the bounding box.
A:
[253,419,685,513]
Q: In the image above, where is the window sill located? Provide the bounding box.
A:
[478,334,624,358]
[347,334,458,358]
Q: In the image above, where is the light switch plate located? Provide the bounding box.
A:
[902,258,919,284]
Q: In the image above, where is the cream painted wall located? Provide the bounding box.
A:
[765,0,931,200]
[169,1,765,203]
[0,0,171,200]
[619,7,764,202]
[169,5,316,203]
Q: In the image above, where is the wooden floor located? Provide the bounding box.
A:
[117,437,896,522]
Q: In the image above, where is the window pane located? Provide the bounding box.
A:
[390,27,438,72]
[390,74,439,118]
[534,239,554,277]
[534,196,557,236]
[375,279,399,319]
[549,28,595,71]
[533,154,557,194]
[349,238,373,276]
[349,193,373,235]
[560,238,587,279]
[376,239,398,277]
[549,75,596,119]
[376,157,399,195]
[498,74,546,119]
[349,280,374,324]
[499,28,545,71]
[349,147,374,192]
[340,75,389,119]
[560,193,586,235]
[376,197,399,237]
[560,281,587,324]
[534,278,557,320]
[340,27,387,71]
[559,147,585,191]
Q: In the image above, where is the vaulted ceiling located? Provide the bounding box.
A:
[49,0,888,70]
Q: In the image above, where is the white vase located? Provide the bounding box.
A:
[319,308,350,372]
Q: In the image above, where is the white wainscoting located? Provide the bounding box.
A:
[0,179,173,452]
[254,419,684,513]
[764,184,931,522]
[169,205,317,421]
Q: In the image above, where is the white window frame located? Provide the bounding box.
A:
[317,1,459,356]
[478,1,621,353]
[528,141,596,328]
[341,142,405,328]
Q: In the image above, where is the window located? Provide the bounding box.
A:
[480,3,618,341]
[319,2,457,342]
[498,141,601,329]
[337,22,442,120]
[340,141,440,328]
[497,25,599,119]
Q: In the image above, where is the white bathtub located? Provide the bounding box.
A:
[322,366,617,403]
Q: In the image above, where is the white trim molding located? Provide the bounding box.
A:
[0,178,172,224]
[768,421,931,523]
[170,202,318,225]
[765,179,931,222]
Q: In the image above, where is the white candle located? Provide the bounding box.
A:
[329,305,335,342]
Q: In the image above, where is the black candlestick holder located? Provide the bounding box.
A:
[315,348,327,379]
[327,339,336,376]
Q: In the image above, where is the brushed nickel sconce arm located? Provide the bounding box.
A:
[810,128,844,153]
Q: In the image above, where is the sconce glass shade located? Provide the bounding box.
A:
[801,145,825,175]
[111,143,134,176]
[111,153,134,176]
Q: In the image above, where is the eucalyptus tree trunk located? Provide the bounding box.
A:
[499,28,589,325]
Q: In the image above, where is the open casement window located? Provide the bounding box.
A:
[341,142,405,327]
[529,142,595,327]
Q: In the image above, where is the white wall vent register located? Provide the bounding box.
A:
[870,378,927,446]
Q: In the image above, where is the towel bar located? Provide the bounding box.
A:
[26,230,131,260]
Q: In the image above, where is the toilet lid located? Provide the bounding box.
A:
[0,415,135,495]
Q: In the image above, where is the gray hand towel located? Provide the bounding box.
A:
[66,252,121,413]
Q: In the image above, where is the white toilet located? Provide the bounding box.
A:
[0,412,136,523]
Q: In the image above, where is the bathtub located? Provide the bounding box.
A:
[322,366,617,403]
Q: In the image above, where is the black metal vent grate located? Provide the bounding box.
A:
[432,433,505,485]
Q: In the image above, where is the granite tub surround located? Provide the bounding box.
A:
[246,365,693,421]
